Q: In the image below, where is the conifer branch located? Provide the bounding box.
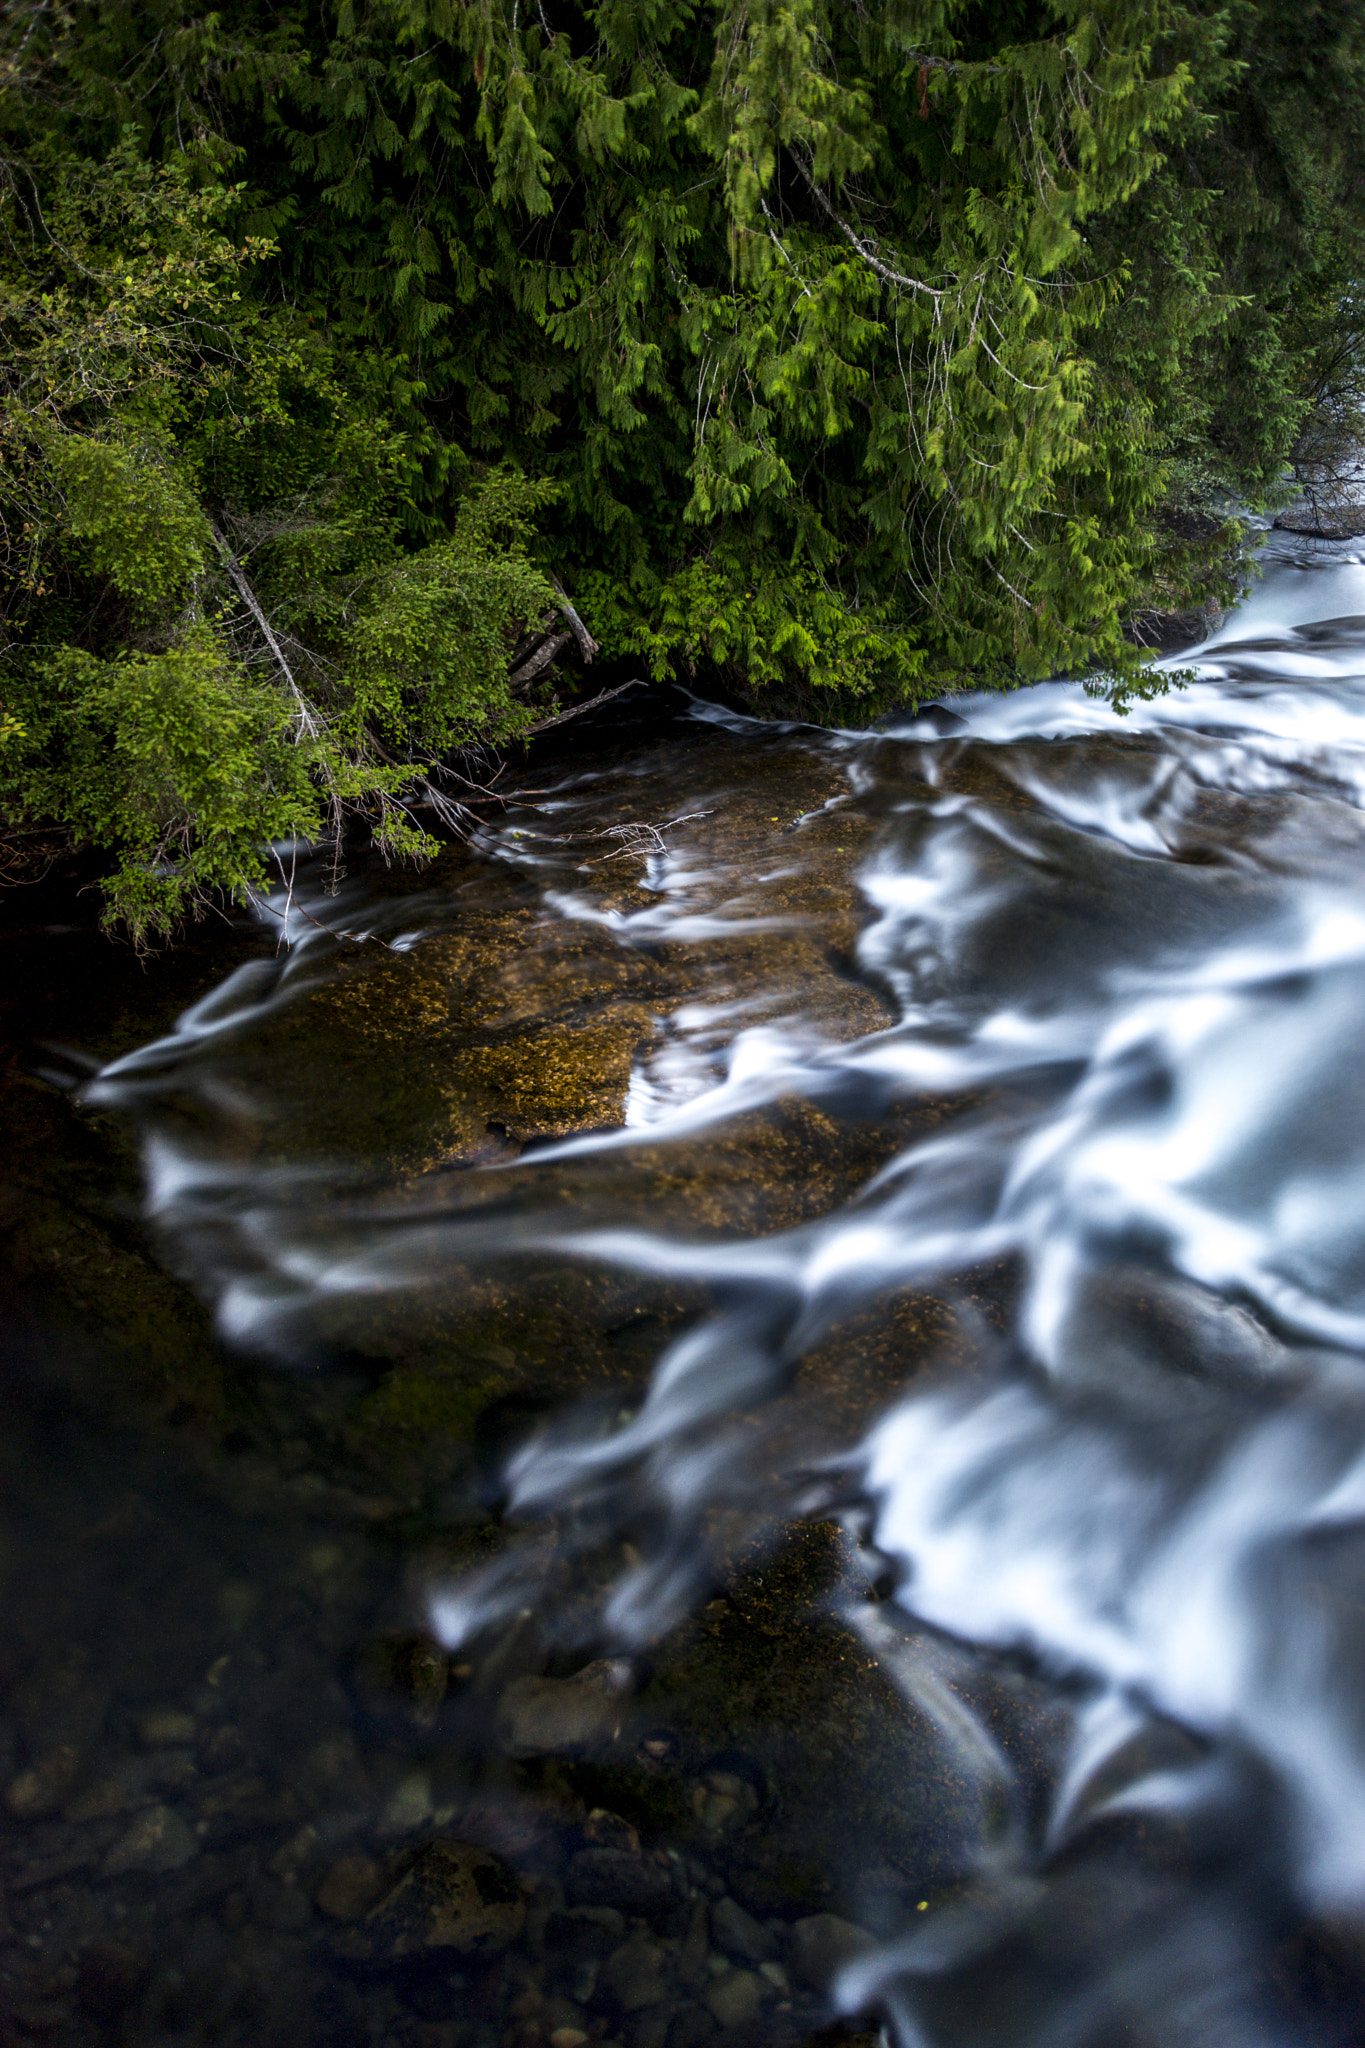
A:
[786,149,946,300]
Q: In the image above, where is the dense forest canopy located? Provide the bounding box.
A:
[1,0,1363,937]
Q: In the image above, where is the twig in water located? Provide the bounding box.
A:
[583,811,713,862]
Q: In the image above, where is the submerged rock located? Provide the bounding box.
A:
[565,1847,675,1918]
[788,1911,876,1988]
[363,1838,526,1960]
[600,1934,674,2012]
[6,1743,82,1819]
[497,1658,634,1758]
[710,1894,776,1964]
[703,1966,768,2028]
[103,1803,198,1877]
[138,1708,197,1749]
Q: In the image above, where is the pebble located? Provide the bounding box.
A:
[629,2011,672,2048]
[543,1905,627,1955]
[138,1709,196,1749]
[710,1894,775,1964]
[690,1769,760,1836]
[363,1838,526,1959]
[549,2031,588,2048]
[497,1659,634,1759]
[690,1789,739,1833]
[703,1968,766,2028]
[788,1911,877,1987]
[268,1822,318,1879]
[6,1744,82,1819]
[64,1777,133,1824]
[601,1935,673,2013]
[103,1803,198,1877]
[566,1848,674,1918]
[584,1807,640,1854]
[379,1767,434,1835]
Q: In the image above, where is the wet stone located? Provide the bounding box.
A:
[380,1767,435,1836]
[497,1659,634,1759]
[584,1807,641,1854]
[138,1708,197,1748]
[363,1839,526,1960]
[565,1847,675,1918]
[788,1911,876,1988]
[6,1744,82,1819]
[702,1968,767,2029]
[709,1895,775,1964]
[103,1802,198,1876]
[547,1904,627,1948]
[600,1935,674,2012]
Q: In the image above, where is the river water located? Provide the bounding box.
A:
[6,527,1365,2048]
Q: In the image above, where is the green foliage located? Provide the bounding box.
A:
[20,633,318,943]
[2,0,1363,934]
[49,436,212,608]
[0,135,562,937]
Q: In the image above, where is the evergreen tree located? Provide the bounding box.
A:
[2,0,1362,935]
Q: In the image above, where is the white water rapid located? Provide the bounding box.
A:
[86,527,1365,2046]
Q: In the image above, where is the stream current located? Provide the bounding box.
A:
[10,525,1365,2048]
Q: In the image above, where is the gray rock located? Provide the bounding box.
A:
[1274,506,1365,541]
[566,1847,674,1918]
[103,1803,198,1876]
[363,1838,525,1960]
[703,1968,767,2028]
[710,1894,776,1964]
[601,1935,674,2013]
[497,1659,634,1758]
[788,1911,876,1988]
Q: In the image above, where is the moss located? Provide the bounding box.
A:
[355,1363,509,1450]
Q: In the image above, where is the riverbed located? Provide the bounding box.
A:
[4,526,1365,2048]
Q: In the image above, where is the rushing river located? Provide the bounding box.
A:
[6,525,1365,2048]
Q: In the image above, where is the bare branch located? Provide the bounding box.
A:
[208,515,321,739]
[510,629,573,689]
[787,149,946,301]
[523,676,646,735]
[549,574,600,661]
